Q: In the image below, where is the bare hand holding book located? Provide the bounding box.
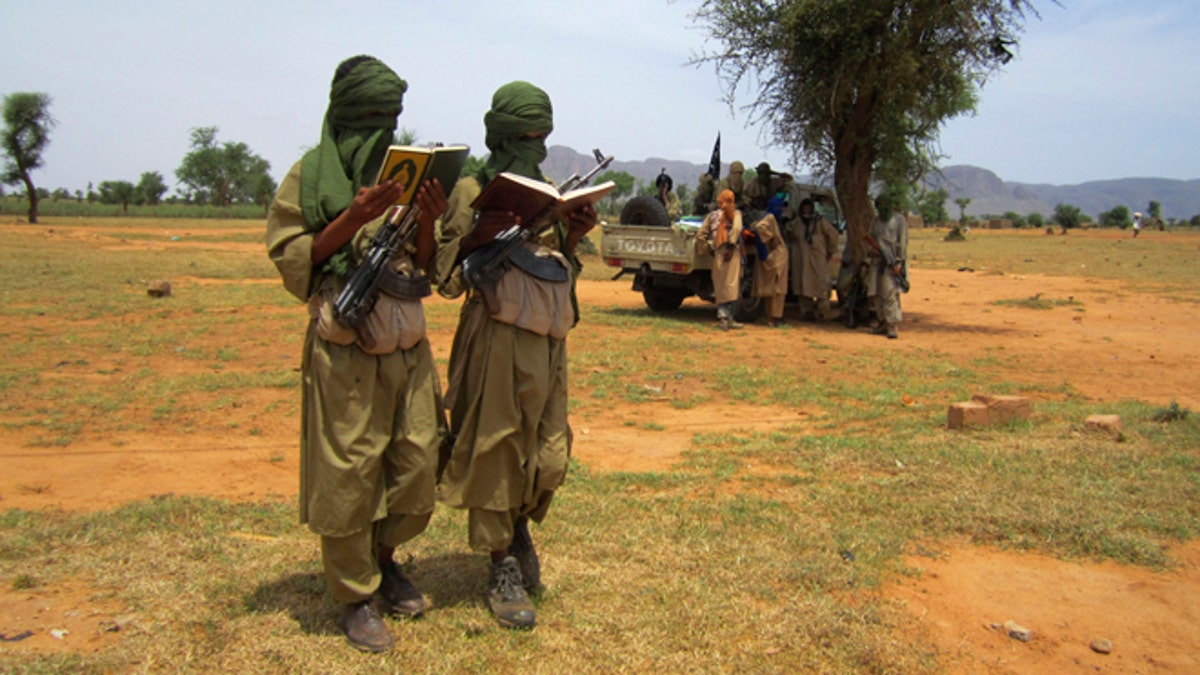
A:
[374,144,470,206]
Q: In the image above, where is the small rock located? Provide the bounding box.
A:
[1090,638,1113,654]
[1003,620,1032,642]
[49,628,69,640]
[147,280,172,298]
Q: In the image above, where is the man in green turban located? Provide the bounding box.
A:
[266,55,448,653]
[435,81,597,630]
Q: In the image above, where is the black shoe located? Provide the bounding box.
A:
[508,516,542,593]
[487,556,536,629]
[886,325,899,339]
[342,601,394,653]
[379,560,428,618]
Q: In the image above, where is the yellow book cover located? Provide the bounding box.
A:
[375,144,470,206]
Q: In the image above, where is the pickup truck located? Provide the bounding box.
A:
[600,183,843,322]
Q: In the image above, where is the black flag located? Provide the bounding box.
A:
[707,132,721,181]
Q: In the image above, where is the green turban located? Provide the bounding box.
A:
[478,81,554,185]
[299,56,407,230]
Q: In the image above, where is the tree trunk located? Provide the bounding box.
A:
[21,174,38,224]
[832,129,875,265]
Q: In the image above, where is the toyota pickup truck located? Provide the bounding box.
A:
[600,183,844,321]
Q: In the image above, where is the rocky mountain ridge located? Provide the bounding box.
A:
[542,145,1200,220]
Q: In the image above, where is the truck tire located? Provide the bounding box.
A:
[733,268,764,322]
[643,289,687,312]
[620,196,671,227]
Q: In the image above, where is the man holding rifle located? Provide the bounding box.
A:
[865,194,909,339]
[435,81,597,630]
[265,55,448,653]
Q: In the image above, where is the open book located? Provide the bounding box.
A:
[469,171,615,230]
[374,144,470,206]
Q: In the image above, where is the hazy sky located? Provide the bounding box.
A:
[3,0,1197,195]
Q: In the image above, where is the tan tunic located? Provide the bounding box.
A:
[434,176,577,522]
[266,161,443,537]
[787,215,839,298]
[750,213,788,298]
[696,208,744,304]
[867,212,909,297]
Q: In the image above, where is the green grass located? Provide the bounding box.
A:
[1,219,1198,671]
[908,227,1200,301]
[992,293,1083,310]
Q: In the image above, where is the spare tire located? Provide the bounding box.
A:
[620,195,671,227]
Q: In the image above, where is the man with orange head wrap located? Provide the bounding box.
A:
[696,188,745,330]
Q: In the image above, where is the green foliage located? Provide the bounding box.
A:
[691,0,1038,249]
[97,180,135,214]
[953,197,972,223]
[175,126,276,207]
[135,171,168,205]
[1028,212,1045,228]
[917,187,950,224]
[1098,204,1131,229]
[1148,200,1162,220]
[1152,401,1190,423]
[1002,210,1026,228]
[2,91,56,223]
[595,169,635,214]
[1052,202,1087,229]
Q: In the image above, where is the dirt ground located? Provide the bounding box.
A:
[2,234,1199,670]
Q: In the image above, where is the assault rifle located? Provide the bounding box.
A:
[461,148,614,313]
[865,233,910,293]
[333,203,426,329]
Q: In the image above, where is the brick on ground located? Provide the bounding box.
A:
[947,394,1032,429]
[1085,414,1123,439]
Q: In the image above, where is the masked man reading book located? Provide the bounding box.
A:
[435,81,597,630]
[265,55,449,653]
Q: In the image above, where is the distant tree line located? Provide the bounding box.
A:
[1,90,278,221]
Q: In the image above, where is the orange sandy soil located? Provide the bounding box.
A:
[2,231,1199,670]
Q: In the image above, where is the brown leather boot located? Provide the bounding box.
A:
[487,556,536,629]
[342,601,394,652]
[379,560,428,618]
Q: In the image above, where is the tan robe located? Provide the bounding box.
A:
[787,215,839,298]
[750,213,788,298]
[434,176,577,548]
[696,208,744,304]
[867,212,909,325]
[265,161,444,540]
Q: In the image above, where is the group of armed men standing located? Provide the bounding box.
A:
[266,56,595,652]
[684,160,909,338]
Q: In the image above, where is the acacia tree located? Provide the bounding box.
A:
[692,0,1041,258]
[97,180,135,215]
[2,92,56,223]
[135,171,168,205]
[176,126,275,206]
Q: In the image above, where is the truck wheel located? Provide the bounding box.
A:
[643,289,686,312]
[620,196,671,227]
